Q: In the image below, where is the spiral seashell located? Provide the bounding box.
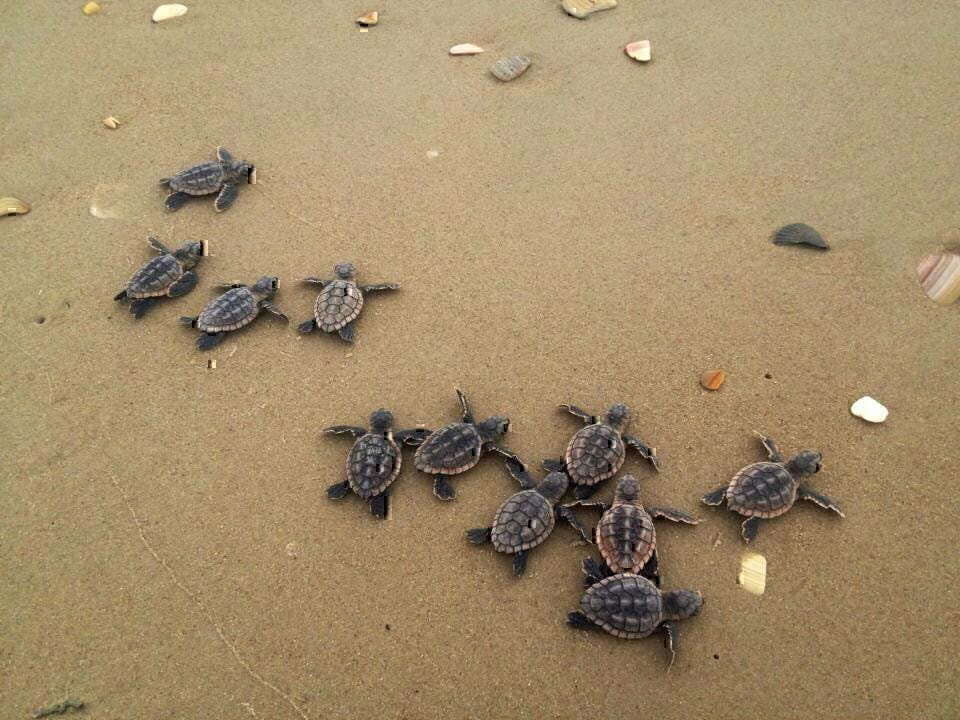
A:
[916,252,960,305]
[490,56,531,82]
[771,223,828,249]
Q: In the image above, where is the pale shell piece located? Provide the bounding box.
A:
[450,43,484,55]
[700,369,724,390]
[738,552,766,595]
[562,0,617,19]
[625,40,651,62]
[916,252,960,305]
[850,396,888,424]
[772,223,828,249]
[356,11,378,26]
[152,4,188,22]
[102,116,121,129]
[1,197,30,216]
[83,2,101,15]
[490,55,531,82]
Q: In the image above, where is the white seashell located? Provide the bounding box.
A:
[562,0,617,19]
[850,396,888,423]
[738,553,766,595]
[625,40,651,62]
[490,55,531,82]
[152,4,188,23]
[450,43,484,55]
[356,11,378,26]
[102,116,121,129]
[1,197,30,216]
[916,252,960,305]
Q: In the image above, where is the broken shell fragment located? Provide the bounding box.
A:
[83,2,101,15]
[490,55,531,82]
[850,396,888,423]
[356,11,378,26]
[1,197,30,216]
[700,369,725,391]
[916,252,960,305]
[738,553,766,595]
[625,40,651,62]
[772,223,829,249]
[152,4,188,22]
[450,43,484,56]
[102,116,121,129]
[562,0,617,19]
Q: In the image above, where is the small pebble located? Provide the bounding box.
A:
[490,55,531,82]
[102,116,121,129]
[356,11,378,26]
[1,197,30,216]
[916,252,960,305]
[426,150,439,159]
[83,2,101,15]
[450,43,484,55]
[152,3,188,22]
[625,40,651,62]
[850,396,888,424]
[700,369,725,391]
[562,0,617,19]
[738,553,766,595]
[771,223,829,249]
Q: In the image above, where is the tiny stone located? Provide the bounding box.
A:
[356,11,378,26]
[490,55,531,82]
[83,2,101,15]
[700,369,725,391]
[562,0,617,19]
[102,116,121,129]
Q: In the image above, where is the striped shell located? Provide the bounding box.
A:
[168,162,226,196]
[725,462,797,518]
[565,423,625,487]
[125,254,184,298]
[346,433,401,499]
[490,55,531,82]
[196,287,260,332]
[771,223,828,249]
[580,573,662,639]
[414,423,483,475]
[490,490,555,553]
[596,503,656,574]
[315,279,364,332]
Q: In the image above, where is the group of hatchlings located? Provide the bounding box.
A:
[115,147,845,667]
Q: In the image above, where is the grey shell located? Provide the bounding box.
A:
[168,162,226,196]
[196,287,260,332]
[491,490,555,553]
[414,423,483,475]
[125,254,184,298]
[580,573,663,639]
[565,423,626,486]
[596,504,656,574]
[347,433,401,499]
[314,279,364,332]
[726,462,797,518]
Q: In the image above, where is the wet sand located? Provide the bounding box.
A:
[3,1,960,718]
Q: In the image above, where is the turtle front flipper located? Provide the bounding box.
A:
[504,456,535,489]
[455,388,474,424]
[214,183,239,212]
[369,491,388,518]
[260,300,288,321]
[327,481,350,499]
[338,321,356,343]
[661,621,678,669]
[297,318,316,334]
[701,486,727,506]
[754,431,784,463]
[797,486,844,517]
[560,404,597,424]
[303,277,329,285]
[466,527,492,544]
[648,506,700,525]
[542,458,566,473]
[360,283,400,293]
[165,191,191,211]
[324,425,367,437]
[129,298,156,319]
[512,550,529,577]
[114,289,128,301]
[433,476,456,501]
[555,505,592,543]
[216,146,234,164]
[624,434,661,471]
[148,235,172,254]
[197,332,226,350]
[484,443,523,465]
[167,271,198,298]
[741,516,762,542]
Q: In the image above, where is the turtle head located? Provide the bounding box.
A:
[369,408,394,432]
[476,416,510,442]
[603,403,630,431]
[662,589,703,621]
[229,160,255,183]
[173,241,203,269]
[334,262,356,281]
[613,474,641,505]
[537,471,569,504]
[251,276,279,298]
[786,451,822,478]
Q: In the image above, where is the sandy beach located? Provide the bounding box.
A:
[3,1,960,718]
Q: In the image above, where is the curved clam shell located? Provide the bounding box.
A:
[916,252,960,305]
[771,223,828,249]
[1,197,30,216]
[490,56,531,82]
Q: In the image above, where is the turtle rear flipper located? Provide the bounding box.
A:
[129,298,156,319]
[297,318,316,334]
[167,271,198,298]
[542,458,566,473]
[433,476,456,501]
[581,556,612,585]
[741,516,762,542]
[566,611,599,631]
[574,484,599,501]
[327,481,350,500]
[701,486,727,506]
[369,492,388,518]
[512,550,528,577]
[165,191,191,211]
[338,321,356,343]
[797,486,844,517]
[214,183,238,212]
[196,332,225,350]
[466,527,492,544]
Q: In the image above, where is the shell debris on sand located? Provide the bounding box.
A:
[450,43,484,56]
[625,40,651,62]
[102,116,121,129]
[738,552,766,595]
[562,0,617,19]
[152,4,188,23]
[490,56,531,82]
[1,197,30,216]
[356,11,378,26]
[850,396,888,423]
[771,223,829,249]
[83,2,101,15]
[916,252,960,304]
[700,369,725,391]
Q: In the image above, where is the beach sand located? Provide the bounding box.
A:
[2,1,959,718]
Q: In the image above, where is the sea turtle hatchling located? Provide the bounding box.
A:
[466,457,584,576]
[113,236,203,318]
[701,431,844,542]
[567,557,703,668]
[325,409,431,518]
[563,474,699,586]
[544,403,661,500]
[161,146,254,212]
[297,263,400,344]
[179,276,287,350]
[413,389,521,501]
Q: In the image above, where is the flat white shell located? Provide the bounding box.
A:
[738,553,766,595]
[450,43,484,55]
[625,40,651,62]
[850,396,888,423]
[152,4,188,22]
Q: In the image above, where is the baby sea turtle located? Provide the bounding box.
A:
[161,146,253,212]
[325,409,431,518]
[702,431,844,542]
[567,557,703,667]
[544,403,661,500]
[113,236,202,318]
[179,276,287,350]
[297,262,400,344]
[413,389,521,501]
[563,474,698,586]
[466,457,584,576]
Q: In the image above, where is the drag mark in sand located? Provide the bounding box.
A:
[108,475,309,720]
